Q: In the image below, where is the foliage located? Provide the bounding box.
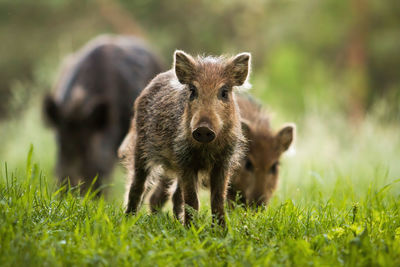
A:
[1,0,400,119]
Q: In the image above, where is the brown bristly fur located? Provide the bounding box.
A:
[227,94,295,206]
[148,93,295,212]
[123,50,251,227]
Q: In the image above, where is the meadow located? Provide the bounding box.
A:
[1,1,399,263]
[0,68,399,266]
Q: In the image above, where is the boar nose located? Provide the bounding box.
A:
[192,127,216,143]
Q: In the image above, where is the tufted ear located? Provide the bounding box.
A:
[241,119,251,139]
[276,124,295,153]
[226,52,251,86]
[174,50,196,85]
[43,94,60,127]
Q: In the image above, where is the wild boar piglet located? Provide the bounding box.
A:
[227,94,295,207]
[122,50,251,226]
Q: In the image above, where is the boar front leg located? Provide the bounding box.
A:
[210,164,229,227]
[172,182,183,221]
[149,176,173,213]
[125,149,149,215]
[180,170,199,226]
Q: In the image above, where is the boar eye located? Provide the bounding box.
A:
[270,162,279,175]
[245,159,254,171]
[218,85,230,101]
[189,84,198,101]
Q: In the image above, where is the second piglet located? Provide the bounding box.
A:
[227,95,295,207]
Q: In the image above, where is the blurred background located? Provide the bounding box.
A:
[0,0,399,201]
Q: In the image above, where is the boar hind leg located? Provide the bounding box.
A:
[180,171,199,226]
[172,183,183,221]
[210,165,229,227]
[149,176,173,213]
[125,151,149,215]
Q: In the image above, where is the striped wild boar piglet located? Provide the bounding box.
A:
[43,35,164,195]
[227,95,295,207]
[122,50,251,226]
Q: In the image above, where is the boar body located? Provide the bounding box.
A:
[124,51,250,226]
[44,35,164,194]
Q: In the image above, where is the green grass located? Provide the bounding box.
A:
[1,68,400,265]
[0,148,399,266]
[1,102,400,266]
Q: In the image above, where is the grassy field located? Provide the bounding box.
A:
[1,94,400,266]
[1,0,400,265]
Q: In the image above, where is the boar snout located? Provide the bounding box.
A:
[192,124,216,143]
[190,112,221,144]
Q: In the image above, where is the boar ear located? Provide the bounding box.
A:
[88,101,109,131]
[227,52,251,86]
[241,119,251,139]
[43,94,60,127]
[174,50,196,84]
[276,124,295,153]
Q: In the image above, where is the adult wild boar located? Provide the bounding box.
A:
[43,35,164,195]
[122,50,251,226]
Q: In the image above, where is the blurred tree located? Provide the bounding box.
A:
[97,0,145,36]
[347,0,369,122]
[0,0,399,120]
[0,1,100,119]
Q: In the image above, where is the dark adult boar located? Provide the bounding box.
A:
[227,95,295,206]
[122,50,250,226]
[43,35,164,195]
[148,94,295,211]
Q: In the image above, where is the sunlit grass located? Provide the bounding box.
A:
[1,72,400,265]
[1,146,399,266]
